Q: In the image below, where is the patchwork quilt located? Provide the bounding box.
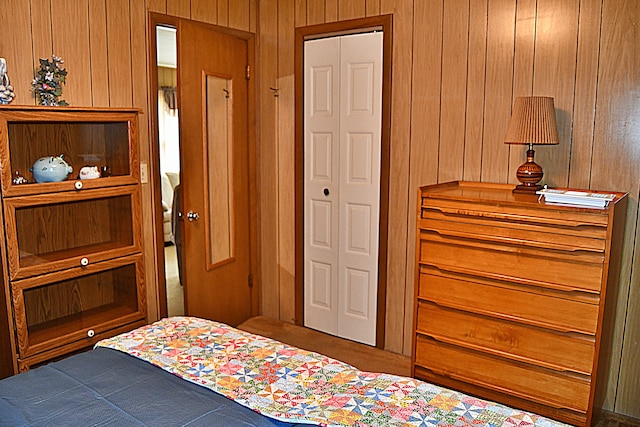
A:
[96,317,569,427]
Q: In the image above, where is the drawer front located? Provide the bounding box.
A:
[418,269,599,334]
[419,212,606,252]
[12,254,146,358]
[416,301,595,375]
[414,336,591,413]
[419,233,604,293]
[421,197,610,230]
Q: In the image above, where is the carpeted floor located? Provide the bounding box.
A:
[237,316,411,377]
[165,244,184,317]
[595,411,640,427]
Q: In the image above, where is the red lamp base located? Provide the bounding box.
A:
[513,148,544,194]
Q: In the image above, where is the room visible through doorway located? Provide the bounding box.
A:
[156,25,184,316]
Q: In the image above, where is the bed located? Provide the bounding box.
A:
[0,317,569,427]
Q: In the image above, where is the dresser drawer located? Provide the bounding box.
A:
[419,232,604,293]
[414,335,591,413]
[416,301,595,374]
[419,211,606,252]
[417,268,599,334]
[420,196,610,230]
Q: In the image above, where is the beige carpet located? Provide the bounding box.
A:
[165,244,184,317]
[595,411,640,427]
[238,316,411,377]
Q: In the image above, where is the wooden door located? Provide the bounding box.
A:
[303,32,383,345]
[177,20,254,326]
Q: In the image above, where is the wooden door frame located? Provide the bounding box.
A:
[294,15,393,349]
[147,13,259,320]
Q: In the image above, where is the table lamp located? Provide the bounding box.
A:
[504,96,559,193]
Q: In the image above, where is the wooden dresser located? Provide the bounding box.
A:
[412,181,627,426]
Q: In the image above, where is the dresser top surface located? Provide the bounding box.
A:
[420,181,627,212]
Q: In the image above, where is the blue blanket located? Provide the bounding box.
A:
[0,347,301,427]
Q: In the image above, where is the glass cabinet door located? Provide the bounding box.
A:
[3,186,142,280]
[12,254,145,359]
[0,108,140,197]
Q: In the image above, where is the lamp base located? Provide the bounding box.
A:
[513,147,544,193]
[512,183,543,194]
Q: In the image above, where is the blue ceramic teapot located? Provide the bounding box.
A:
[31,154,73,183]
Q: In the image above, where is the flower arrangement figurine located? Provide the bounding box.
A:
[0,58,16,104]
[31,55,68,106]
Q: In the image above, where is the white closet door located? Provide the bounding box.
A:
[304,37,341,336]
[304,32,382,346]
[337,32,382,345]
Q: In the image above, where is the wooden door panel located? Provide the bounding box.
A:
[178,20,253,326]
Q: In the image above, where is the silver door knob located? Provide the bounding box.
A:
[186,211,200,222]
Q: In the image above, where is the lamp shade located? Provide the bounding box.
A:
[504,96,559,146]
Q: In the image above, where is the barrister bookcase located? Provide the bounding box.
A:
[0,106,147,375]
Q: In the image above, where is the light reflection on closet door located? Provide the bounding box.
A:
[206,75,234,267]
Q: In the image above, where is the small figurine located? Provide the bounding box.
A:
[79,165,101,180]
[0,58,16,105]
[12,170,28,185]
[30,154,73,183]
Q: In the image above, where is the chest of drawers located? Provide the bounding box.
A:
[412,181,627,426]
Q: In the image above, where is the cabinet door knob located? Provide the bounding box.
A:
[80,257,89,266]
[74,181,83,190]
[87,329,95,338]
[186,211,200,222]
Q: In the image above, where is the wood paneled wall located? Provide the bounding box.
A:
[0,0,638,419]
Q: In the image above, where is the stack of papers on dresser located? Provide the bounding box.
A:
[537,188,615,207]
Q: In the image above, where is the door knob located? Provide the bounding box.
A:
[186,210,200,222]
[323,188,330,196]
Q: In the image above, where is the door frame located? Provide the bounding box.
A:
[147,12,259,320]
[294,15,393,348]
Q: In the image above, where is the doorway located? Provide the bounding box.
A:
[155,25,183,317]
[295,16,393,348]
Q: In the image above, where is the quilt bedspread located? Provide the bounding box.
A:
[96,316,568,427]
